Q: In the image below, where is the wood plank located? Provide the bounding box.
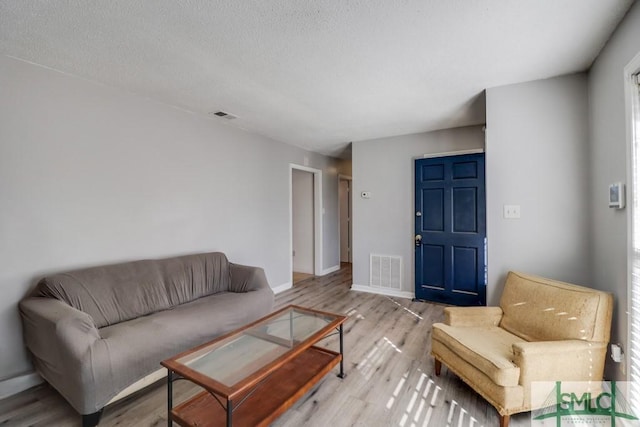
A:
[171,347,340,427]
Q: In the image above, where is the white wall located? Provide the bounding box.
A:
[588,1,640,380]
[292,169,314,274]
[352,126,485,296]
[0,54,342,383]
[485,74,591,305]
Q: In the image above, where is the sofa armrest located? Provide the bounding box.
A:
[19,297,100,363]
[513,340,608,385]
[444,306,503,326]
[229,263,272,293]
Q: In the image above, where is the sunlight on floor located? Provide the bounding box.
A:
[387,298,424,320]
[345,307,365,320]
[447,399,484,427]
[356,336,398,380]
[398,371,440,427]
[384,368,486,427]
[388,371,409,411]
[383,336,403,353]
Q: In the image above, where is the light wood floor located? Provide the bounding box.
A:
[0,264,532,426]
[292,271,314,285]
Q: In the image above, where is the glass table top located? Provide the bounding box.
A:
[175,306,343,387]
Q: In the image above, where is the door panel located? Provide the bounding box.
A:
[421,244,445,290]
[452,161,478,179]
[422,163,445,181]
[452,187,477,232]
[452,246,478,293]
[415,153,486,306]
[423,189,444,231]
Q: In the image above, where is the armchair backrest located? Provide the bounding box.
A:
[499,271,612,343]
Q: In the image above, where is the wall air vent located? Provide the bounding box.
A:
[210,111,238,120]
[370,254,402,290]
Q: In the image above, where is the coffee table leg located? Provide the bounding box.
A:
[167,370,173,427]
[338,324,345,378]
[227,398,233,427]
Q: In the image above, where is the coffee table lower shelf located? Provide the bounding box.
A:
[171,346,341,427]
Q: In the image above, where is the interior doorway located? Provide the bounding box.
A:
[290,164,322,285]
[339,175,352,264]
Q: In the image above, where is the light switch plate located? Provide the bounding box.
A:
[503,205,521,219]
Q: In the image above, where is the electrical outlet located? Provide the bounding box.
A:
[611,343,626,374]
[503,205,521,219]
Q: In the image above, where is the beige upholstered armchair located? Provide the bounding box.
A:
[431,271,613,427]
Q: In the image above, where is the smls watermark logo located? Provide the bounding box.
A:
[531,381,639,426]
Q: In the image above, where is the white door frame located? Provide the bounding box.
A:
[290,164,323,278]
[338,174,352,263]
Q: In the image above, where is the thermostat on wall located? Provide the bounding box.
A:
[609,182,625,209]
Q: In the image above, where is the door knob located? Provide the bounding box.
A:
[415,234,422,246]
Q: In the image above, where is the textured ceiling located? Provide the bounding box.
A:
[0,1,634,157]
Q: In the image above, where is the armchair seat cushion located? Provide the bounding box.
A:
[433,324,524,387]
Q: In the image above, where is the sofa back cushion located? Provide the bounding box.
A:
[35,252,231,328]
[36,259,171,328]
[499,271,612,343]
[160,252,230,306]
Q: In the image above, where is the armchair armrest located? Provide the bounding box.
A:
[229,263,272,293]
[513,340,608,384]
[444,306,503,326]
[19,297,100,363]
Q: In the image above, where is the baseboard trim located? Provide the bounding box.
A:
[272,282,292,294]
[319,265,340,276]
[351,284,414,300]
[0,371,43,400]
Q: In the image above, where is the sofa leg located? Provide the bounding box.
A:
[434,359,441,376]
[82,409,103,427]
[500,414,510,427]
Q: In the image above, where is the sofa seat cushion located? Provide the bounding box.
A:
[95,290,270,402]
[432,323,525,387]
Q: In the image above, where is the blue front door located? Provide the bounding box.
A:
[414,154,486,305]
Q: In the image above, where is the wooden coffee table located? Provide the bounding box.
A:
[161,305,347,427]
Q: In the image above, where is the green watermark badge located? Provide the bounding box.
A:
[531,381,640,426]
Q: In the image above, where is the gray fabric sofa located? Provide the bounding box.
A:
[19,252,274,426]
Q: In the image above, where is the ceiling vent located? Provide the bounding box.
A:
[210,111,237,120]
